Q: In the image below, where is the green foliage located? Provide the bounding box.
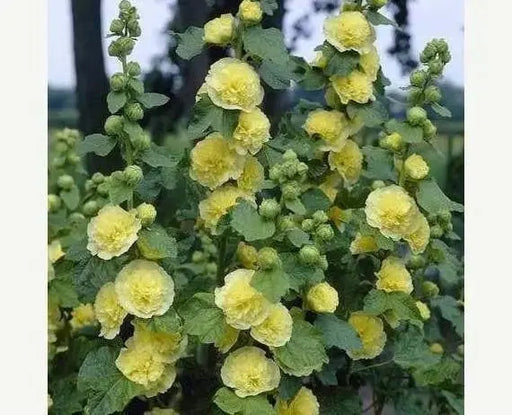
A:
[137,92,170,109]
[175,27,205,60]
[362,146,397,181]
[136,224,178,260]
[242,26,288,64]
[416,179,464,214]
[364,289,423,326]
[214,387,275,415]
[251,267,290,303]
[314,314,362,351]
[230,200,276,241]
[78,134,117,156]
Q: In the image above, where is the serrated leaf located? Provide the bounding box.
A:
[325,50,360,77]
[137,92,169,109]
[141,144,176,167]
[243,26,288,64]
[347,100,388,128]
[431,102,452,118]
[135,168,161,202]
[301,188,332,214]
[412,358,461,386]
[78,134,117,156]
[386,119,423,143]
[416,179,464,214]
[442,391,464,415]
[393,325,441,369]
[278,375,302,400]
[260,59,294,89]
[281,253,324,292]
[316,357,345,386]
[430,295,463,337]
[107,91,127,114]
[160,165,179,190]
[49,278,80,308]
[362,146,397,181]
[231,200,275,241]
[128,78,144,95]
[210,107,240,139]
[146,307,182,333]
[49,375,83,415]
[251,267,290,303]
[285,198,306,215]
[175,27,205,60]
[260,0,278,15]
[363,289,423,326]
[314,314,361,351]
[137,224,177,260]
[60,185,80,210]
[108,178,132,205]
[214,388,275,415]
[366,10,397,27]
[287,229,311,247]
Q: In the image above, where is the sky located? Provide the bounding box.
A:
[48,0,464,89]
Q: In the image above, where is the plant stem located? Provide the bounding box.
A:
[216,233,228,283]
[350,359,393,375]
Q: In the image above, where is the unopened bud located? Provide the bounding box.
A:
[408,254,426,269]
[110,73,127,92]
[126,61,141,77]
[316,224,334,241]
[57,174,74,190]
[97,183,110,197]
[422,119,437,140]
[422,281,440,298]
[437,209,452,225]
[131,132,151,150]
[136,202,157,226]
[91,172,105,184]
[237,242,258,269]
[192,251,205,264]
[82,200,99,216]
[410,70,427,87]
[407,107,428,126]
[69,212,86,223]
[299,245,321,266]
[48,194,61,212]
[301,219,315,233]
[372,180,386,190]
[429,343,444,355]
[110,19,125,35]
[312,210,329,225]
[259,199,281,220]
[104,115,124,135]
[283,149,298,162]
[124,165,143,186]
[429,60,444,76]
[424,85,442,103]
[282,181,301,201]
[257,247,281,270]
[124,102,144,121]
[430,224,444,238]
[278,215,296,231]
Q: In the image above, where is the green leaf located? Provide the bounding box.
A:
[243,26,288,64]
[141,144,176,167]
[78,134,117,156]
[231,200,276,241]
[179,293,230,344]
[272,317,328,376]
[442,391,464,415]
[412,358,461,386]
[136,224,178,260]
[160,165,179,190]
[251,267,290,303]
[210,107,240,139]
[430,295,464,337]
[362,146,397,181]
[60,185,80,210]
[214,388,275,415]
[316,357,345,386]
[108,177,132,205]
[77,347,144,415]
[260,0,278,15]
[49,278,80,308]
[318,389,362,415]
[285,198,306,215]
[123,120,144,142]
[363,289,423,326]
[314,314,362,351]
[175,27,205,60]
[278,375,302,400]
[128,78,144,95]
[281,253,324,292]
[393,325,441,369]
[416,179,464,214]
[430,239,462,286]
[135,168,161,202]
[287,229,311,247]
[301,188,331,214]
[431,102,452,118]
[386,119,423,143]
[49,376,83,415]
[259,59,294,89]
[347,100,388,128]
[324,50,360,77]
[137,92,169,109]
[366,10,397,27]
[107,91,127,114]
[146,307,182,333]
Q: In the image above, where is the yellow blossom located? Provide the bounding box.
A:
[48,240,65,263]
[203,14,235,45]
[87,205,141,260]
[144,365,177,398]
[404,213,430,254]
[319,172,342,202]
[205,57,264,112]
[375,256,413,294]
[416,301,431,321]
[215,324,240,353]
[131,320,187,363]
[231,108,271,155]
[190,133,245,189]
[328,139,363,185]
[276,387,320,415]
[347,312,387,360]
[404,153,430,180]
[331,70,376,104]
[236,242,259,269]
[328,206,351,229]
[237,156,264,194]
[214,268,271,329]
[69,303,96,331]
[350,232,378,254]
[250,303,293,347]
[303,109,351,152]
[323,11,375,54]
[116,342,167,387]
[364,185,420,240]
[306,282,339,313]
[360,45,380,81]
[238,0,263,25]
[115,260,175,319]
[220,346,280,397]
[94,282,128,339]
[199,185,254,232]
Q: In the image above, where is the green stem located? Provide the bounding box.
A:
[350,359,393,375]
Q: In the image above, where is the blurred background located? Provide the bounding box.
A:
[48,0,463,206]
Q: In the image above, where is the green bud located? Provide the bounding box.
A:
[408,86,423,103]
[312,210,329,224]
[124,165,143,186]
[108,37,135,58]
[205,244,218,256]
[131,132,151,151]
[48,194,61,212]
[430,224,444,238]
[434,39,449,54]
[192,251,205,263]
[119,0,132,10]
[110,73,126,92]
[410,70,427,87]
[111,171,124,181]
[407,107,428,126]
[269,165,282,181]
[427,213,438,226]
[57,174,74,190]
[420,44,436,63]
[299,245,321,265]
[422,119,437,139]
[127,20,141,37]
[301,219,315,233]
[319,255,328,271]
[92,172,105,184]
[429,343,444,355]
[422,281,440,298]
[408,254,426,269]
[124,102,144,121]
[296,162,308,175]
[372,180,386,190]
[136,202,157,226]
[206,262,218,275]
[126,61,141,77]
[97,182,110,197]
[457,344,464,356]
[316,224,334,241]
[282,161,298,179]
[368,0,388,8]
[443,222,454,233]
[282,181,301,201]
[69,212,86,223]
[104,115,124,135]
[82,200,99,216]
[379,132,403,151]
[424,85,441,103]
[110,19,125,34]
[429,60,444,76]
[85,179,95,192]
[67,153,81,164]
[437,209,452,224]
[259,199,281,220]
[440,50,452,64]
[342,1,359,11]
[55,141,69,154]
[282,149,297,162]
[278,215,295,231]
[257,247,281,270]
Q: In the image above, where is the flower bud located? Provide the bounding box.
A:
[131,132,151,151]
[238,0,263,25]
[422,281,440,298]
[368,0,388,9]
[110,73,126,92]
[127,19,141,37]
[124,165,143,186]
[69,212,86,223]
[55,141,69,154]
[437,209,452,225]
[124,102,144,121]
[408,254,426,269]
[82,200,99,216]
[416,301,431,321]
[430,224,443,238]
[269,165,282,181]
[312,210,329,225]
[206,262,218,275]
[301,219,315,233]
[119,0,132,10]
[296,162,308,176]
[257,247,281,270]
[379,132,403,151]
[48,194,61,212]
[136,202,157,226]
[420,44,436,63]
[104,115,124,135]
[110,19,125,35]
[96,182,110,196]
[126,61,141,77]
[67,153,81,164]
[422,119,437,139]
[429,343,444,355]
[316,224,334,241]
[440,50,452,64]
[85,179,95,192]
[407,107,428,126]
[443,222,454,233]
[404,154,429,180]
[319,255,329,271]
[57,174,74,190]
[409,70,427,87]
[371,180,386,190]
[282,161,298,179]
[203,14,235,45]
[282,181,301,201]
[91,172,105,184]
[457,344,464,356]
[108,37,135,58]
[428,60,444,76]
[237,242,258,269]
[278,215,296,231]
[408,86,423,103]
[192,251,205,263]
[299,245,321,265]
[283,149,298,162]
[259,199,281,220]
[424,85,441,103]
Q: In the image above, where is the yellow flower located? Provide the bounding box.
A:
[236,242,259,269]
[375,256,413,294]
[404,153,430,180]
[416,301,431,321]
[276,387,319,415]
[116,342,167,387]
[350,232,378,254]
[69,303,96,331]
[250,303,293,347]
[203,14,235,45]
[131,320,187,363]
[231,108,271,155]
[214,268,271,329]
[115,260,175,319]
[328,139,363,185]
[328,206,351,229]
[48,240,65,263]
[94,282,128,339]
[404,213,430,254]
[323,11,375,54]
[331,70,375,104]
[87,205,141,260]
[220,346,280,397]
[237,156,264,194]
[205,57,264,112]
[306,282,339,313]
[347,312,387,360]
[319,172,342,202]
[311,51,328,69]
[190,133,245,190]
[364,185,420,240]
[238,0,263,25]
[303,109,350,152]
[144,365,177,398]
[360,45,380,81]
[199,185,254,232]
[215,325,240,353]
